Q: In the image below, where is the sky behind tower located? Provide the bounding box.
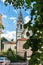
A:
[0,0,30,41]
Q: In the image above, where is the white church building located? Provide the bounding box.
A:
[0,10,32,57]
[16,10,32,57]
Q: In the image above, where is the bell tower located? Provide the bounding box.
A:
[16,10,24,39]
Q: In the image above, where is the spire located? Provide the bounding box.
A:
[17,9,24,23]
[18,9,22,18]
[16,9,24,39]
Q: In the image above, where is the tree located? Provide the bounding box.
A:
[4,0,43,65]
[0,16,4,52]
[1,37,7,50]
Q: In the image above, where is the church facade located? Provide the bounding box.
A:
[0,11,32,57]
[16,10,32,57]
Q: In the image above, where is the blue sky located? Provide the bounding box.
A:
[0,0,30,41]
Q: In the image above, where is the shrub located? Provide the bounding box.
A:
[0,48,26,62]
[7,54,26,62]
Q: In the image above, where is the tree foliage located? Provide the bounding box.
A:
[1,37,5,50]
[1,37,8,50]
[5,48,26,62]
[4,0,43,65]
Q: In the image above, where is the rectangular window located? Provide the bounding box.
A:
[14,46,16,49]
[20,24,22,29]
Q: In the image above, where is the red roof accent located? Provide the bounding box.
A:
[9,41,16,44]
[17,38,28,41]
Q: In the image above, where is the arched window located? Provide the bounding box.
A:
[20,24,22,29]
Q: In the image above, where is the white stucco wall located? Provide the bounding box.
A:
[4,43,16,51]
[17,40,32,57]
[17,41,26,52]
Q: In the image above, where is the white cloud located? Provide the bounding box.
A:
[26,11,29,15]
[1,31,16,41]
[2,14,7,18]
[10,17,16,20]
[13,19,17,24]
[13,10,17,14]
[10,17,17,24]
[1,0,5,2]
[24,16,30,23]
